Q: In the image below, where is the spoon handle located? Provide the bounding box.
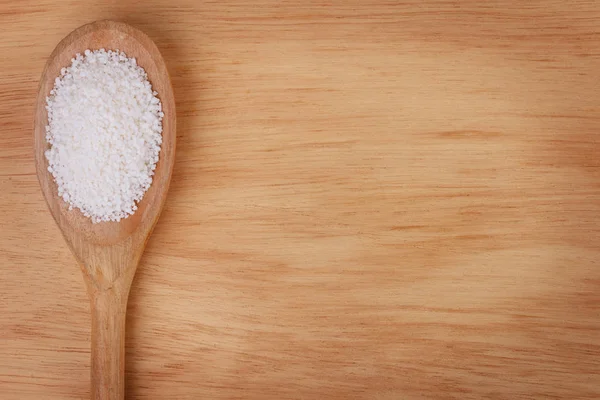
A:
[90,288,129,400]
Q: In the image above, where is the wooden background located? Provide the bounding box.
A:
[1,0,600,398]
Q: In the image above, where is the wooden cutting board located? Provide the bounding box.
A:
[1,1,599,399]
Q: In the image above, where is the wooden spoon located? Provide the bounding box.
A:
[34,21,176,400]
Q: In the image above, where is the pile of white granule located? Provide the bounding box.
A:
[45,48,163,223]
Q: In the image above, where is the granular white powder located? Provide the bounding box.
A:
[45,49,163,223]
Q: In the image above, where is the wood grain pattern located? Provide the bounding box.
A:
[33,21,176,399]
[1,1,600,399]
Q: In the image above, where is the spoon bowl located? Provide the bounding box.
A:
[34,20,175,400]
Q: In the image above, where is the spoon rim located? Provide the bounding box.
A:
[34,20,176,246]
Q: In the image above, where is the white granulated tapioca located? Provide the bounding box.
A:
[45,48,163,223]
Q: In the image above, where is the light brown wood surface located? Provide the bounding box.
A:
[34,20,176,400]
[1,1,600,399]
